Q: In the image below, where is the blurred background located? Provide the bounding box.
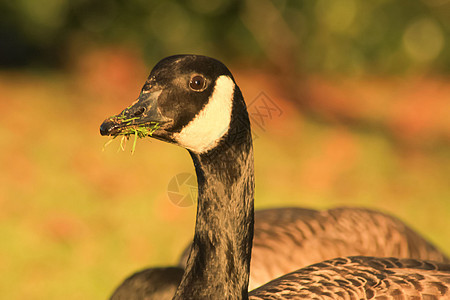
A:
[0,0,449,298]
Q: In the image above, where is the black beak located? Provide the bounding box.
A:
[99,119,117,136]
[100,90,168,136]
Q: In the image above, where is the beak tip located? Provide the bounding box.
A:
[100,119,114,136]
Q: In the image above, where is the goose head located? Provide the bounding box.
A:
[100,55,248,155]
[100,55,255,299]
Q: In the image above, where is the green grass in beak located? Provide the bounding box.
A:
[102,122,160,154]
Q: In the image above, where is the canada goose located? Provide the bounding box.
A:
[101,55,450,299]
[111,208,449,300]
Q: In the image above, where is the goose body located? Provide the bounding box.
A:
[250,256,450,299]
[178,206,448,290]
[110,267,183,300]
[111,207,448,300]
[101,55,450,299]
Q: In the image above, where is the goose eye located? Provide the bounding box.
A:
[189,75,206,91]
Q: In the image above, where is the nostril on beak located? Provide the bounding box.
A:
[133,107,146,117]
[100,120,115,136]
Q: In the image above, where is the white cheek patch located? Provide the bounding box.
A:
[175,75,235,154]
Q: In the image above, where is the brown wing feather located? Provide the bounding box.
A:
[248,207,448,289]
[178,207,448,290]
[249,256,450,299]
[110,267,184,300]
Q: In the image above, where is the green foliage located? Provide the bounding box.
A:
[2,0,450,73]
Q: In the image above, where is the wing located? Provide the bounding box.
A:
[248,207,448,289]
[249,256,450,299]
[110,267,184,300]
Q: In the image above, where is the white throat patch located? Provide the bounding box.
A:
[175,75,235,154]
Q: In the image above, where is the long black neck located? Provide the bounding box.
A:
[173,94,255,300]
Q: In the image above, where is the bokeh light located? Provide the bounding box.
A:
[403,17,444,63]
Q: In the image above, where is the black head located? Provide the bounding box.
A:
[100,55,245,154]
